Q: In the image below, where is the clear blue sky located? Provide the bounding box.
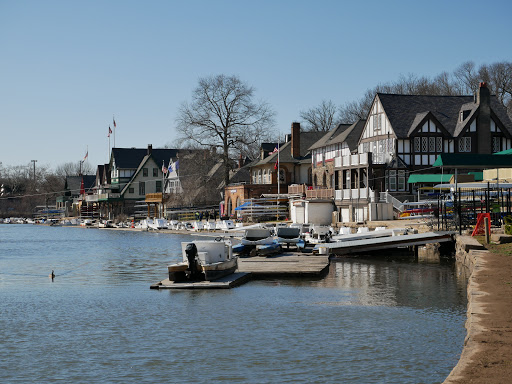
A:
[1,0,511,170]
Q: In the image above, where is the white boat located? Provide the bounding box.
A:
[275,226,305,249]
[80,219,93,227]
[98,220,115,228]
[192,221,204,231]
[240,228,275,246]
[167,239,238,282]
[304,225,332,244]
[218,220,235,230]
[204,221,217,231]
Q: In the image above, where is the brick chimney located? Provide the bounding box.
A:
[291,122,301,158]
[476,82,491,154]
[238,153,243,168]
[147,144,153,155]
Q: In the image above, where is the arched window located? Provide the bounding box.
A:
[227,197,232,216]
[263,169,267,184]
[314,174,318,187]
[308,167,312,185]
[258,169,262,184]
[322,172,327,187]
[279,168,285,183]
[236,197,241,208]
[252,171,257,184]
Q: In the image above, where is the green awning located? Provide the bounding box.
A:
[495,148,512,155]
[407,174,453,184]
[433,153,512,168]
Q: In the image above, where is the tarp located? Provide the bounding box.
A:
[433,153,512,168]
[234,201,264,211]
[407,174,453,184]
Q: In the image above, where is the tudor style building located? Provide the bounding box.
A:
[310,82,512,222]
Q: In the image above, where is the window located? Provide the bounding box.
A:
[459,137,471,152]
[414,137,420,152]
[156,180,162,192]
[139,182,145,195]
[129,187,134,194]
[421,137,428,152]
[389,170,396,191]
[492,137,501,153]
[153,168,158,177]
[398,170,406,191]
[429,137,435,152]
[436,137,442,152]
[143,168,148,177]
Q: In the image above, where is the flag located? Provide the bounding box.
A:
[83,150,88,161]
[113,117,116,128]
[108,126,112,137]
[175,160,179,170]
[274,159,278,170]
[271,146,279,154]
[162,164,168,174]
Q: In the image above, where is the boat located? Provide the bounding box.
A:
[304,225,332,244]
[275,226,305,249]
[98,220,115,228]
[218,220,235,230]
[234,227,281,256]
[167,239,238,282]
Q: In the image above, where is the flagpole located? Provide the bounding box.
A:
[113,115,116,148]
[277,137,280,221]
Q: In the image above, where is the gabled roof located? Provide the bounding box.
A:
[253,131,325,166]
[308,124,352,151]
[377,93,512,138]
[308,120,366,153]
[111,147,178,169]
[65,175,96,195]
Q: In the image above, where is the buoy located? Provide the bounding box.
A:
[49,270,55,280]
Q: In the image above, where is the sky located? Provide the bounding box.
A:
[1,0,511,170]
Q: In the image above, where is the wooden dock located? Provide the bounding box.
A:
[150,252,330,289]
[317,231,455,256]
[237,252,330,276]
[150,272,251,290]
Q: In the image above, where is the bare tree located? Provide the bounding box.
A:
[454,61,479,94]
[55,161,94,178]
[176,74,275,186]
[300,100,341,132]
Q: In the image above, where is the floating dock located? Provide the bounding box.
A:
[150,272,251,290]
[237,252,330,276]
[150,252,330,289]
[317,231,455,256]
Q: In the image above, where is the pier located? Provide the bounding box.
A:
[317,231,455,256]
[150,252,330,289]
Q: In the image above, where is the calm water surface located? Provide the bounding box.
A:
[0,225,467,383]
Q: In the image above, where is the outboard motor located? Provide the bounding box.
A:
[185,243,200,280]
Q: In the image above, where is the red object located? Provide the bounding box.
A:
[80,177,85,196]
[108,126,112,137]
[472,213,491,236]
[113,118,116,127]
[274,160,278,170]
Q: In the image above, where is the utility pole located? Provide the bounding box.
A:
[30,160,37,192]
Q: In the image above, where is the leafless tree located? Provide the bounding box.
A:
[55,161,94,178]
[300,100,341,132]
[454,61,479,94]
[176,74,275,187]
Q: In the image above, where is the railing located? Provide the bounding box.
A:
[306,188,333,199]
[98,193,121,200]
[85,195,98,202]
[380,192,404,211]
[335,152,369,168]
[288,184,308,195]
[335,188,368,200]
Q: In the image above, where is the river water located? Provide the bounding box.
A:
[0,225,467,384]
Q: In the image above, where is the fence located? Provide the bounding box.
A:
[432,184,512,233]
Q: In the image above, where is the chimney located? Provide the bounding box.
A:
[238,153,243,168]
[291,122,300,158]
[147,144,153,155]
[476,82,491,154]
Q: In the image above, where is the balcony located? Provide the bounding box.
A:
[335,188,368,201]
[98,193,121,201]
[288,184,307,195]
[334,152,369,168]
[306,187,333,199]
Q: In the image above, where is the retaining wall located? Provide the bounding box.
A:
[443,235,488,383]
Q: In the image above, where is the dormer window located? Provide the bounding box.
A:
[460,110,470,122]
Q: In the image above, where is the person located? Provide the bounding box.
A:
[199,212,203,221]
[212,209,217,221]
[205,210,210,221]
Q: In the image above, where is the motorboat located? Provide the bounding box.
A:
[275,226,305,250]
[304,225,332,244]
[167,239,238,282]
[233,227,281,256]
[98,220,115,228]
[218,220,235,230]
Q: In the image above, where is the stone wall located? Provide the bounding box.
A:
[443,235,488,383]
